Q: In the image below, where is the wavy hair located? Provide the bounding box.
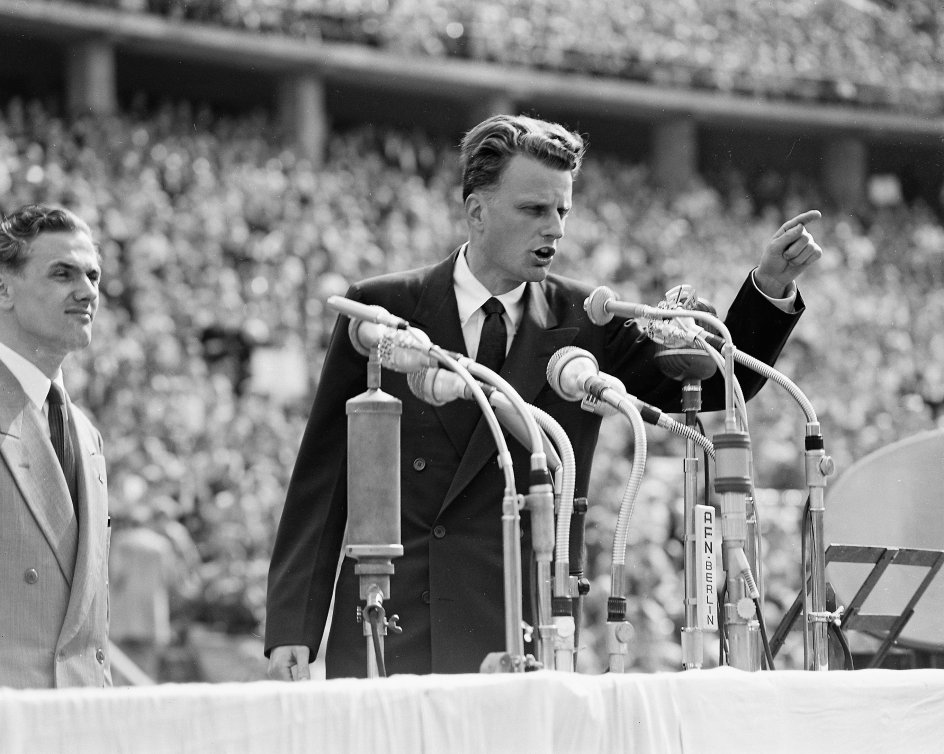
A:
[459,114,586,200]
[0,204,94,272]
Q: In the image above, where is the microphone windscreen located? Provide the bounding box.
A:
[584,286,617,325]
[348,318,379,357]
[545,345,578,385]
[407,368,443,405]
[546,346,598,401]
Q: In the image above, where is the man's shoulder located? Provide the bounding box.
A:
[351,263,435,296]
[346,252,454,307]
[540,272,596,304]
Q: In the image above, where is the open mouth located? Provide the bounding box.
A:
[533,247,555,262]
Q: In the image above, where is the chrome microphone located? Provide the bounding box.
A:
[346,317,436,373]
[546,346,712,441]
[583,286,649,325]
[406,365,476,405]
[546,346,624,412]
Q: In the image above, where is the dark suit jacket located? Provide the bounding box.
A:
[265,249,803,677]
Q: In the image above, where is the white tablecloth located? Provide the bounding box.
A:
[2,668,943,753]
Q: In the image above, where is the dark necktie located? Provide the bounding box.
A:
[47,383,79,517]
[477,297,507,373]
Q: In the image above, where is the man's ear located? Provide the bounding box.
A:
[465,192,486,228]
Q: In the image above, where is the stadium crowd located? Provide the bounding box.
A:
[65,0,944,113]
[1,91,941,673]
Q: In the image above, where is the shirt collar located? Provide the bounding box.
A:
[453,244,527,327]
[0,341,62,409]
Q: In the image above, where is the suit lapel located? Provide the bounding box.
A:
[442,281,578,509]
[0,370,78,584]
[410,251,483,455]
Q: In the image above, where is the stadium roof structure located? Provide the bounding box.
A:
[0,0,942,146]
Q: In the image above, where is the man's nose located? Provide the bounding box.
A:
[543,213,565,240]
[73,276,99,301]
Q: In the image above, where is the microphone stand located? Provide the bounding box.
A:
[641,307,762,671]
[425,346,530,672]
[655,346,720,670]
[523,405,579,671]
[586,288,762,671]
[555,369,648,672]
[697,336,836,670]
[604,397,647,672]
[462,360,557,671]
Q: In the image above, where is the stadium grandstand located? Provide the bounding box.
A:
[0,0,941,683]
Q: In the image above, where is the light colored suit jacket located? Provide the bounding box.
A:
[0,363,111,689]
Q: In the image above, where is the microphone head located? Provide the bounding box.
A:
[547,346,599,401]
[584,286,617,325]
[645,284,719,348]
[407,368,447,406]
[349,318,384,357]
[650,285,720,381]
[378,327,434,373]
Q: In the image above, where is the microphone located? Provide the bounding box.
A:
[546,347,622,403]
[584,285,719,348]
[645,284,716,348]
[327,295,409,329]
[649,285,719,382]
[327,293,431,372]
[407,364,475,405]
[348,318,388,357]
[546,346,710,442]
[347,318,436,373]
[584,286,648,326]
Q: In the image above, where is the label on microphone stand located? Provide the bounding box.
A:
[695,504,719,631]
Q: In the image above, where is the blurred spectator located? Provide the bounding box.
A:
[59,0,944,114]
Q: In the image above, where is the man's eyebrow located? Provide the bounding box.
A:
[49,259,102,275]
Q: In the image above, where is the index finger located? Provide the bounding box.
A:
[774,210,822,238]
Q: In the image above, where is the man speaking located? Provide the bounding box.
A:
[265,114,822,679]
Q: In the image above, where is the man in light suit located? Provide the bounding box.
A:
[265,114,823,679]
[0,204,111,689]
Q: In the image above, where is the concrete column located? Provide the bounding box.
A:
[66,38,116,117]
[823,136,867,210]
[279,73,327,165]
[651,118,697,194]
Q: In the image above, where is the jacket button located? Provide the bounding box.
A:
[24,568,39,584]
[432,525,446,539]
[421,590,431,604]
[96,648,106,664]
[412,458,427,471]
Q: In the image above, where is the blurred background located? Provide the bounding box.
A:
[0,0,941,682]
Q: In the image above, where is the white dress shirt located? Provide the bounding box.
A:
[0,341,64,420]
[453,246,526,359]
